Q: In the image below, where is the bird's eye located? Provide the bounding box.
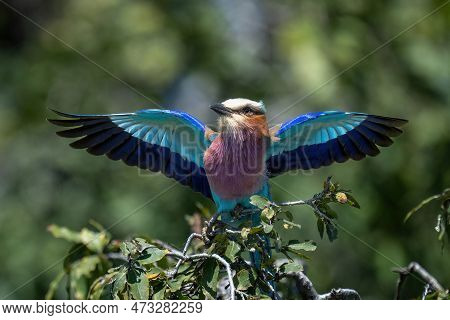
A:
[243,107,253,115]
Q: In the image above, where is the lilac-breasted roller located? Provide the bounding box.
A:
[49,99,407,224]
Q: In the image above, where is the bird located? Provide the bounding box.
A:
[48,98,407,224]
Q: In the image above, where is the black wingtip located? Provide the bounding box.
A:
[47,118,80,127]
[47,108,80,118]
[367,115,408,128]
[391,117,408,127]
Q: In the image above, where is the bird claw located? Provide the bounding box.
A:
[232,204,244,217]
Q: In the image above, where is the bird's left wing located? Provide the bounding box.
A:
[266,111,407,176]
[49,109,215,198]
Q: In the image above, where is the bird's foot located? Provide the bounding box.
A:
[232,204,244,218]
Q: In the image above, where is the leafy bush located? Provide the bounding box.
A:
[47,178,448,300]
[46,178,368,300]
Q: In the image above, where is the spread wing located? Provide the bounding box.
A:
[266,111,407,176]
[49,109,215,198]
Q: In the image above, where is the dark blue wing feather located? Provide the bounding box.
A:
[267,111,407,176]
[48,109,213,199]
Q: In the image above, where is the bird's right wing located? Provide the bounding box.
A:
[266,111,407,176]
[49,108,216,199]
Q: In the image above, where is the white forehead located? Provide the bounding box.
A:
[221,98,261,110]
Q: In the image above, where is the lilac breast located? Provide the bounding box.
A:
[204,130,267,200]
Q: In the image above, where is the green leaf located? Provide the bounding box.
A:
[224,240,241,262]
[325,222,338,242]
[119,242,130,256]
[328,179,336,192]
[320,204,338,219]
[281,248,309,260]
[167,275,185,292]
[345,193,360,209]
[250,225,263,234]
[79,228,109,253]
[49,225,110,253]
[262,207,276,220]
[241,227,251,240]
[134,238,154,251]
[236,269,252,290]
[127,268,149,300]
[317,219,325,239]
[69,256,101,299]
[137,247,168,265]
[287,240,317,252]
[87,273,116,300]
[201,259,220,298]
[262,221,273,234]
[112,267,127,300]
[280,261,303,273]
[48,225,81,243]
[120,241,138,257]
[151,282,166,300]
[250,195,270,209]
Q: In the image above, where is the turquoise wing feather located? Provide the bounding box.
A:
[48,109,213,198]
[266,111,407,176]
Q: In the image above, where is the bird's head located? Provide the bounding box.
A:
[210,98,268,134]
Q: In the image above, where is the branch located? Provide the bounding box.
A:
[151,239,184,256]
[190,253,236,300]
[166,251,236,300]
[278,271,361,300]
[105,252,127,261]
[172,233,203,276]
[204,211,221,239]
[162,231,236,300]
[393,261,446,299]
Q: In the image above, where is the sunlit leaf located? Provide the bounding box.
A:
[241,227,251,240]
[287,240,317,252]
[127,268,149,300]
[112,267,127,300]
[262,207,275,220]
[167,275,185,292]
[137,247,168,265]
[48,225,81,243]
[280,261,303,273]
[262,221,273,234]
[224,240,241,262]
[201,259,220,298]
[250,195,270,209]
[236,269,252,290]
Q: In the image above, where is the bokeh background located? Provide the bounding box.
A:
[0,0,448,299]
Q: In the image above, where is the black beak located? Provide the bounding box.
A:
[210,104,232,116]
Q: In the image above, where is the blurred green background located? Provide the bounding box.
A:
[0,0,448,299]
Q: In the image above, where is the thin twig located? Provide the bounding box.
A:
[151,239,184,256]
[205,211,221,237]
[278,271,360,300]
[273,200,307,207]
[393,261,446,299]
[171,233,203,277]
[169,252,236,300]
